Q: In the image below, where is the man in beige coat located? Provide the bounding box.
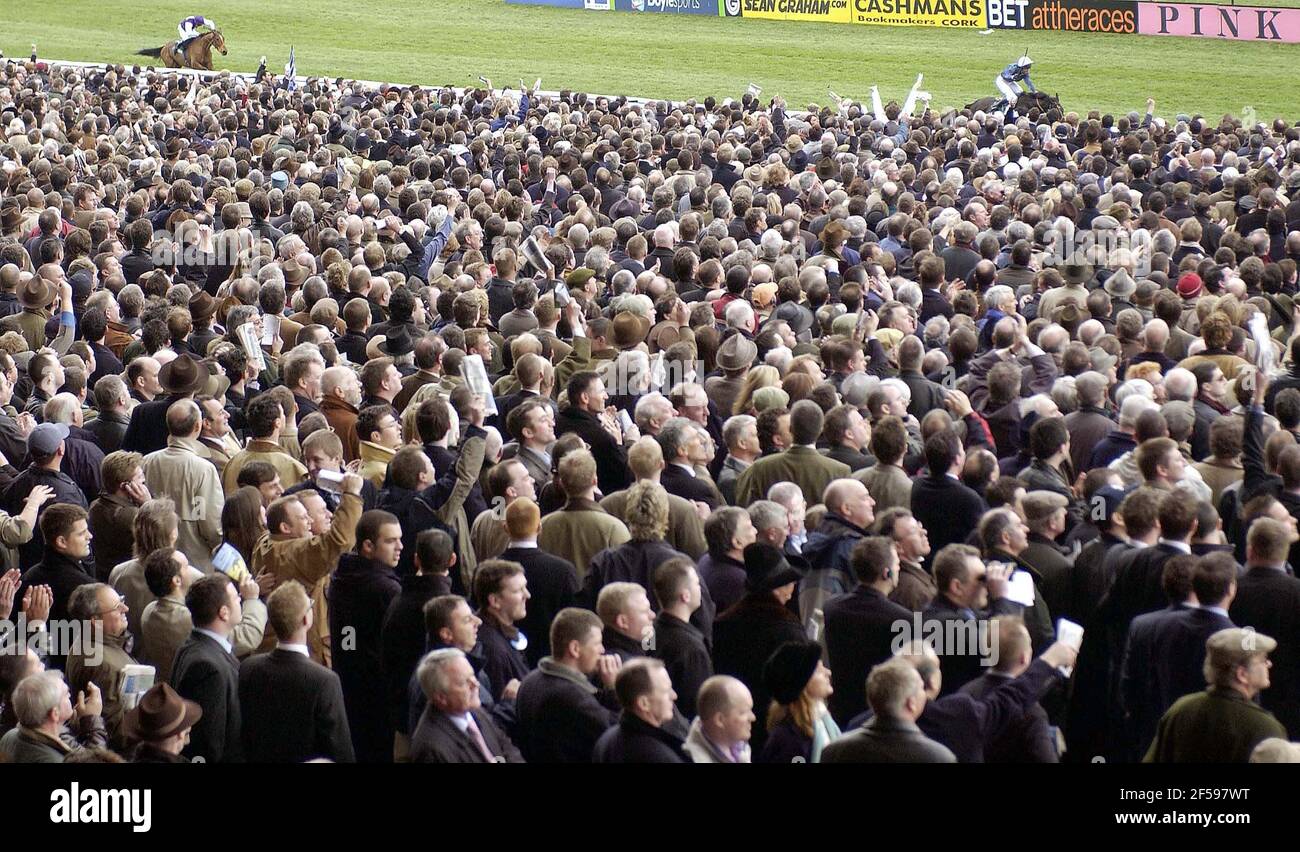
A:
[142,400,223,574]
[538,449,630,583]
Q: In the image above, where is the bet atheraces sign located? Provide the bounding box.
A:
[984,0,1138,32]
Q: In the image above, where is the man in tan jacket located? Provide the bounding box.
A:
[138,548,268,683]
[222,393,308,494]
[538,449,630,583]
[250,471,365,665]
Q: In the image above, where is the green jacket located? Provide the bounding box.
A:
[1144,687,1286,763]
[735,446,851,508]
[537,497,630,584]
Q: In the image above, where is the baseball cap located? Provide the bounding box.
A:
[27,422,68,457]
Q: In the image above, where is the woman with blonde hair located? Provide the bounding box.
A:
[732,364,781,416]
[759,640,840,764]
[1125,361,1166,402]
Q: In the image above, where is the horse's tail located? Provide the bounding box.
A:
[136,46,163,58]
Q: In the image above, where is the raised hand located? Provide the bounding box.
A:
[0,569,19,621]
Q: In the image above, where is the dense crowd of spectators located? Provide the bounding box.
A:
[1,54,1300,764]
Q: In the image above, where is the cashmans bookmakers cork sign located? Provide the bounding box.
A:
[850,0,985,27]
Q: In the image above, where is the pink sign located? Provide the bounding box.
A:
[1137,2,1300,41]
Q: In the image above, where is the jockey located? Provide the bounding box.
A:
[176,15,217,57]
[994,55,1035,111]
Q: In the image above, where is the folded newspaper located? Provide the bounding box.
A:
[118,664,156,710]
[460,354,498,416]
[236,322,266,371]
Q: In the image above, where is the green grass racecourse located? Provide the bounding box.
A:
[5,0,1300,119]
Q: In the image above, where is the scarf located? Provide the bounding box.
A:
[810,704,842,763]
[1198,392,1231,415]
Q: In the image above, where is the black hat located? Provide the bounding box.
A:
[763,641,823,706]
[743,542,800,593]
[378,325,414,357]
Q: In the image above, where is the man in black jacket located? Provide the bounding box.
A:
[7,426,87,572]
[329,510,403,763]
[239,581,354,762]
[499,498,579,667]
[979,504,1058,653]
[410,647,523,763]
[380,529,454,755]
[376,447,458,579]
[910,430,987,570]
[658,417,721,509]
[957,618,1059,762]
[921,543,1024,696]
[514,608,619,762]
[1121,553,1232,759]
[474,559,532,703]
[823,537,912,727]
[593,658,689,763]
[484,248,518,327]
[172,575,245,763]
[15,502,88,629]
[1229,516,1300,738]
[1097,489,1199,646]
[651,558,712,719]
[556,370,633,496]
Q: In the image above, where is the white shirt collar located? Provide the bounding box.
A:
[278,642,310,657]
[673,462,696,477]
[1200,605,1230,617]
[447,711,471,733]
[195,627,233,655]
[1159,538,1191,554]
[509,540,539,549]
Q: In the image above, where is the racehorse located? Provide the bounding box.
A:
[136,29,227,71]
[964,91,1062,116]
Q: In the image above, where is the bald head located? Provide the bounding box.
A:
[1143,319,1169,350]
[166,399,203,438]
[823,478,873,528]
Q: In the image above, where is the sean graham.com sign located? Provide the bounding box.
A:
[507,0,1300,40]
